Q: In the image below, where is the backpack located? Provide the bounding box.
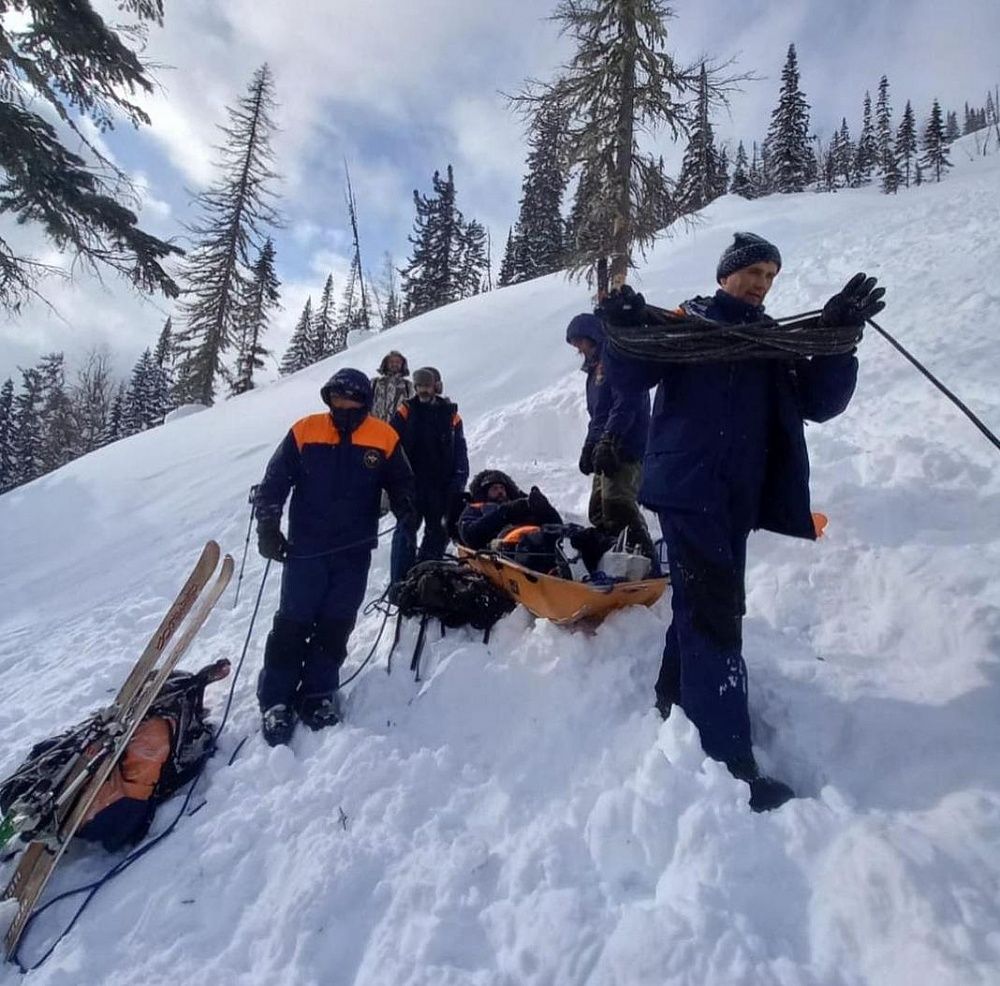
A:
[0,659,230,853]
[390,559,515,679]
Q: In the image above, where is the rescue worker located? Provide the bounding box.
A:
[602,232,885,812]
[389,367,470,585]
[565,312,655,561]
[254,368,415,746]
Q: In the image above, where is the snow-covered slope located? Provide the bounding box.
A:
[1,153,999,986]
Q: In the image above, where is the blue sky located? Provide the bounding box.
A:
[2,0,998,384]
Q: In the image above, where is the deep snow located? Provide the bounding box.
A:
[1,145,998,986]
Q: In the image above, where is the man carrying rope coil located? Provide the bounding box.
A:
[601,232,885,812]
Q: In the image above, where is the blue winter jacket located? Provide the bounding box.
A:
[566,313,649,460]
[389,396,469,497]
[256,407,414,553]
[603,289,858,539]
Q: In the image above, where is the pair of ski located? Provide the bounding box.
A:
[1,541,234,962]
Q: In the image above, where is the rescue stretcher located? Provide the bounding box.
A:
[457,545,669,625]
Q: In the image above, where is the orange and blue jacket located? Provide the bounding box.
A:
[256,408,415,553]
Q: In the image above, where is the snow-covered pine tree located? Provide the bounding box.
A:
[748,141,768,197]
[456,219,490,297]
[344,165,372,333]
[676,64,723,214]
[232,238,280,395]
[875,76,895,179]
[312,274,336,359]
[833,118,855,188]
[513,0,741,291]
[713,145,730,201]
[150,318,176,423]
[763,44,813,193]
[945,111,960,143]
[498,228,518,287]
[921,99,952,183]
[280,297,314,375]
[173,64,281,406]
[106,381,128,444]
[123,350,157,433]
[729,141,752,198]
[897,100,918,187]
[510,105,567,283]
[401,166,464,317]
[854,91,878,186]
[337,256,369,347]
[37,352,76,473]
[0,378,14,493]
[10,366,45,487]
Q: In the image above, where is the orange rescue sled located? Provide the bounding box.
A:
[458,546,669,625]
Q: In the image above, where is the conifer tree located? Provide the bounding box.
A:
[677,64,723,213]
[149,317,176,423]
[106,382,128,444]
[344,165,371,333]
[729,141,752,197]
[0,378,15,493]
[123,350,157,433]
[945,110,960,143]
[232,238,280,395]
[0,0,182,311]
[914,162,924,186]
[174,64,281,406]
[38,352,75,472]
[401,166,464,317]
[763,44,813,193]
[456,219,491,297]
[875,75,895,179]
[963,101,973,134]
[897,100,918,187]
[510,105,567,282]
[854,91,878,185]
[498,229,518,287]
[513,0,742,290]
[921,99,952,182]
[833,118,855,188]
[10,366,45,487]
[312,274,337,359]
[280,298,314,375]
[748,141,768,197]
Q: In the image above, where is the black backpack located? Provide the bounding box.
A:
[1,659,230,852]
[390,559,515,679]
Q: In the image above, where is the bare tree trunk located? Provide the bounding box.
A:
[596,257,609,300]
[610,5,638,288]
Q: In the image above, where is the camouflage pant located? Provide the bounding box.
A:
[588,461,654,558]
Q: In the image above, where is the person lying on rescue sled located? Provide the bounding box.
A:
[565,312,656,564]
[389,367,469,587]
[254,368,416,747]
[457,470,567,573]
[602,232,886,813]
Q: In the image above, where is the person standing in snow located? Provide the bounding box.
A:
[565,312,655,562]
[602,232,885,812]
[254,368,415,746]
[389,367,470,586]
[370,350,415,421]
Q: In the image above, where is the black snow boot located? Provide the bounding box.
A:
[726,755,795,813]
[299,696,340,731]
[262,704,296,747]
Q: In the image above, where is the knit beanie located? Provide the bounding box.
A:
[412,367,437,388]
[716,232,782,283]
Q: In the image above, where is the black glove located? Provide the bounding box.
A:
[502,498,533,524]
[597,285,647,326]
[528,486,555,520]
[820,273,886,328]
[257,523,288,563]
[592,435,622,477]
[578,443,595,476]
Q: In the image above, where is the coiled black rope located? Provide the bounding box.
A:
[603,307,864,362]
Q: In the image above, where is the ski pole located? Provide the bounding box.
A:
[233,484,259,609]
[867,318,1000,453]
